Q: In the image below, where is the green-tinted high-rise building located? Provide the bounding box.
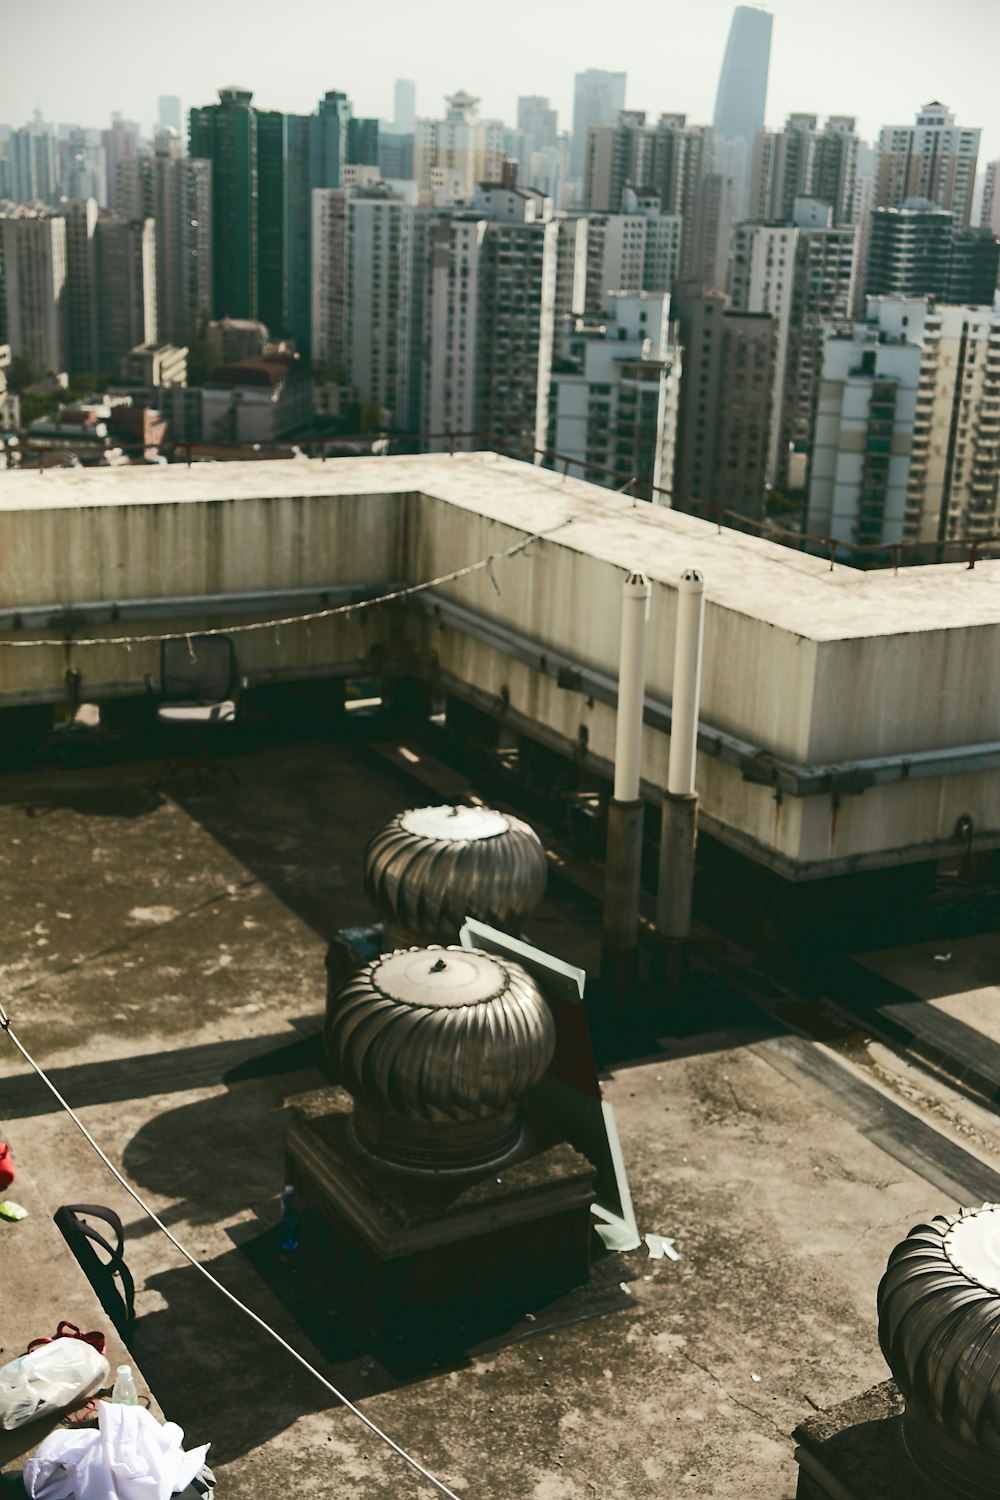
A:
[284,92,381,359]
[189,86,285,331]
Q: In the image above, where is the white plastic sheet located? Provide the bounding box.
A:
[24,1401,210,1500]
[0,1338,109,1431]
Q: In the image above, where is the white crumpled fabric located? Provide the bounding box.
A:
[23,1399,210,1500]
[0,1339,110,1432]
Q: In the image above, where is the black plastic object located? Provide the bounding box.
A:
[53,1203,136,1343]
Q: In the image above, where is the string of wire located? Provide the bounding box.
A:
[0,519,575,650]
[0,1001,463,1500]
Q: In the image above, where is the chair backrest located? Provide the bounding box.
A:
[160,635,234,703]
[53,1203,136,1343]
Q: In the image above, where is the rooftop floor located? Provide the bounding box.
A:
[2,733,999,1498]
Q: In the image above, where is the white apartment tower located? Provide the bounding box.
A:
[414,92,505,198]
[548,291,681,501]
[750,114,859,227]
[311,187,417,430]
[808,295,1000,547]
[876,102,981,226]
[117,139,212,347]
[730,198,857,489]
[584,192,683,316]
[422,185,557,456]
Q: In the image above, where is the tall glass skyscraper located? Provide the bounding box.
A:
[712,6,773,149]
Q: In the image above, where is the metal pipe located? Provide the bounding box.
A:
[603,572,651,997]
[613,573,651,803]
[658,569,706,971]
[666,570,705,797]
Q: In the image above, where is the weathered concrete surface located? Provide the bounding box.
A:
[860,934,1000,1040]
[0,741,991,1499]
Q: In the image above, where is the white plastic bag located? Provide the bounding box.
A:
[0,1337,109,1431]
[23,1400,210,1500]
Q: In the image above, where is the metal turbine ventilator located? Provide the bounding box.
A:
[878,1203,1000,1498]
[364,803,548,948]
[326,945,556,1171]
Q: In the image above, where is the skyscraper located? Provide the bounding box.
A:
[158,96,182,136]
[189,86,284,328]
[394,80,416,134]
[876,103,980,226]
[10,115,58,205]
[285,90,380,358]
[982,160,1000,237]
[570,70,626,187]
[712,7,772,152]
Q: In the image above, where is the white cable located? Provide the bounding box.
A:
[0,519,575,650]
[0,1006,462,1500]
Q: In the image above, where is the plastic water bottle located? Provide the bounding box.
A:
[111,1364,138,1405]
[279,1184,300,1254]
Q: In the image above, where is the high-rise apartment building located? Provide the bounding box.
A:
[311,186,417,429]
[807,297,923,547]
[62,129,107,206]
[904,301,1000,543]
[548,291,680,501]
[394,80,417,134]
[422,185,557,456]
[101,114,139,211]
[570,70,627,187]
[809,295,1000,547]
[10,116,58,205]
[876,103,980,226]
[672,279,777,517]
[60,197,99,374]
[730,199,856,489]
[0,210,67,372]
[553,216,589,332]
[284,91,381,357]
[865,202,999,304]
[189,86,285,329]
[750,114,859,227]
[95,213,157,372]
[583,193,682,316]
[982,160,1000,237]
[414,92,504,198]
[584,111,719,285]
[117,140,212,347]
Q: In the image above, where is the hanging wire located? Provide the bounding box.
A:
[0,999,463,1500]
[0,519,576,651]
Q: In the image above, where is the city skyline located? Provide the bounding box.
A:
[4,0,999,164]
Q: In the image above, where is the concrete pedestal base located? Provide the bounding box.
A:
[285,1088,596,1345]
[793,1381,940,1500]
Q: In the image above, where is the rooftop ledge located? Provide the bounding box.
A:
[1,451,998,644]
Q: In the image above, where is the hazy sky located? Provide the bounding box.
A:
[4,0,998,163]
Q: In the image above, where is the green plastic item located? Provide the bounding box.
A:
[0,1200,28,1221]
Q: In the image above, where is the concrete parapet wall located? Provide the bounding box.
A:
[0,454,998,878]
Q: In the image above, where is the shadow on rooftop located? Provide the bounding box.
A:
[1,1023,330,1122]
